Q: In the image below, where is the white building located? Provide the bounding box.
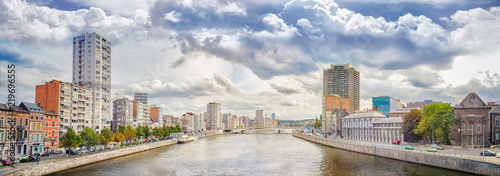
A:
[72,32,112,132]
[222,113,232,129]
[342,111,403,142]
[206,102,221,130]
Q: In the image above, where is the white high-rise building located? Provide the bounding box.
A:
[206,102,221,130]
[72,32,112,132]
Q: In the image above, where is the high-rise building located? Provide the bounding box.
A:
[132,101,144,128]
[206,102,221,130]
[222,113,232,129]
[150,106,163,127]
[35,80,93,135]
[372,96,403,116]
[72,32,112,132]
[322,94,350,130]
[323,63,360,113]
[271,113,276,120]
[255,110,264,127]
[134,93,148,105]
[181,112,195,132]
[143,104,151,126]
[112,98,134,132]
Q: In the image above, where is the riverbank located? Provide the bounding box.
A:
[293,131,500,176]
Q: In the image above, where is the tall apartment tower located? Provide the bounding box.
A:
[323,63,360,113]
[35,80,93,135]
[150,106,163,127]
[134,93,147,105]
[112,98,134,132]
[206,102,221,130]
[72,32,112,132]
[255,110,264,127]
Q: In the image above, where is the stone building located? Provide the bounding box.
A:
[372,117,404,142]
[451,93,491,148]
[342,112,386,140]
[491,102,500,144]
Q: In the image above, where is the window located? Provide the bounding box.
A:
[41,116,44,120]
[52,122,55,127]
[25,119,28,126]
[19,118,22,126]
[40,123,44,130]
[13,118,17,125]
[496,117,500,127]
[476,136,481,146]
[31,116,34,120]
[477,123,481,132]
[0,131,3,142]
[30,134,33,142]
[30,123,34,130]
[36,116,39,120]
[0,117,3,127]
[35,123,38,130]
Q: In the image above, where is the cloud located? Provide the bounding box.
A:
[163,10,182,23]
[270,83,300,94]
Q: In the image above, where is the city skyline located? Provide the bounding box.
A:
[1,0,500,120]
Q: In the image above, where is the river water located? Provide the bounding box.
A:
[50,129,474,176]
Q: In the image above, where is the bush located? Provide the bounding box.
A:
[20,158,32,163]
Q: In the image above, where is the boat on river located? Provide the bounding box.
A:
[177,135,198,143]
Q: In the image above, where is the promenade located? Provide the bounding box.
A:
[293,131,500,176]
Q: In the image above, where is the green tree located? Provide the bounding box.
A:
[174,125,181,133]
[124,125,136,143]
[100,127,114,148]
[314,117,321,129]
[117,125,126,134]
[415,103,455,144]
[163,126,171,137]
[401,109,423,142]
[153,127,164,138]
[143,125,152,138]
[59,128,82,156]
[114,132,125,148]
[136,124,145,139]
[80,127,99,149]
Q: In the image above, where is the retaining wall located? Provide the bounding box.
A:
[293,133,500,176]
[8,140,177,176]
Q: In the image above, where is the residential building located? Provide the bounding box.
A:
[341,111,387,141]
[112,98,134,132]
[193,113,204,131]
[19,102,45,155]
[451,93,492,148]
[132,101,144,128]
[255,110,264,127]
[43,110,58,152]
[322,94,349,134]
[35,80,93,135]
[0,104,30,158]
[181,112,195,132]
[150,106,163,127]
[134,93,148,105]
[491,102,500,144]
[407,100,442,109]
[323,63,360,113]
[143,105,151,126]
[72,32,112,132]
[206,102,221,130]
[372,96,403,116]
[222,113,232,129]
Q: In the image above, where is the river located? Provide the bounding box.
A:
[49,129,475,176]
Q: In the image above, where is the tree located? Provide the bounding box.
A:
[136,124,145,139]
[80,127,99,149]
[415,103,455,144]
[143,125,152,138]
[114,132,125,148]
[59,127,82,156]
[117,125,126,134]
[163,126,171,137]
[100,127,114,148]
[174,125,181,133]
[401,109,422,142]
[314,117,321,129]
[153,127,164,138]
[124,125,136,143]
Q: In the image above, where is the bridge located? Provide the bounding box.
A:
[222,127,292,134]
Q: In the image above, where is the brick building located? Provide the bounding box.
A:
[451,93,491,148]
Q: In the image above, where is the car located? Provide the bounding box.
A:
[19,154,29,160]
[0,163,3,167]
[28,155,39,160]
[41,152,52,156]
[426,147,437,152]
[392,140,401,145]
[480,150,497,156]
[53,150,63,155]
[12,159,20,164]
[1,159,13,166]
[404,145,414,150]
[430,144,444,150]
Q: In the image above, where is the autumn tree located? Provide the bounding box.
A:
[124,125,136,143]
[100,127,114,148]
[114,132,125,148]
[401,109,422,142]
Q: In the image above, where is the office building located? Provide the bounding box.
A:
[323,64,360,113]
[372,96,403,116]
[35,80,93,135]
[72,32,112,132]
[134,93,148,105]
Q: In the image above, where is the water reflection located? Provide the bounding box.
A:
[49,130,475,176]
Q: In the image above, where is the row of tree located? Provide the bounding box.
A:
[401,103,456,144]
[60,124,182,152]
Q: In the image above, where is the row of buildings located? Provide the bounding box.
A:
[321,63,500,148]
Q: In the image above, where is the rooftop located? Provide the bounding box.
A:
[344,111,386,119]
[373,117,403,124]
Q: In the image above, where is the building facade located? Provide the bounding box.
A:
[491,103,500,144]
[206,102,221,130]
[451,93,492,148]
[19,102,45,155]
[150,106,163,127]
[134,93,148,105]
[372,96,403,116]
[341,112,386,141]
[407,100,442,109]
[254,110,264,127]
[43,111,58,152]
[323,63,360,113]
[0,104,30,158]
[372,117,404,142]
[112,98,134,132]
[36,80,93,135]
[72,32,112,132]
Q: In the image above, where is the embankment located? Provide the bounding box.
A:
[293,132,500,176]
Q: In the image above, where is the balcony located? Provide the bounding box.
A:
[16,138,25,142]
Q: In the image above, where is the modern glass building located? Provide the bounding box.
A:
[372,96,402,116]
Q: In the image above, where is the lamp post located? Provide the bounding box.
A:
[483,124,485,153]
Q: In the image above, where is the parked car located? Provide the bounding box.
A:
[0,162,3,167]
[392,140,401,145]
[19,154,29,160]
[430,144,444,150]
[404,145,414,150]
[480,150,497,156]
[28,155,39,160]
[426,147,437,152]
[1,159,13,166]
[12,159,20,164]
[53,150,63,155]
[41,152,52,156]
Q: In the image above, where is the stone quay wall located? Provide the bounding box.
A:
[8,140,177,176]
[293,132,500,176]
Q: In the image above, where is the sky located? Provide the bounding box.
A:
[0,0,500,120]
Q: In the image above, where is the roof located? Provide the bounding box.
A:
[19,102,46,113]
[344,111,386,119]
[456,93,487,108]
[373,117,403,124]
[0,103,29,113]
[492,106,500,114]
